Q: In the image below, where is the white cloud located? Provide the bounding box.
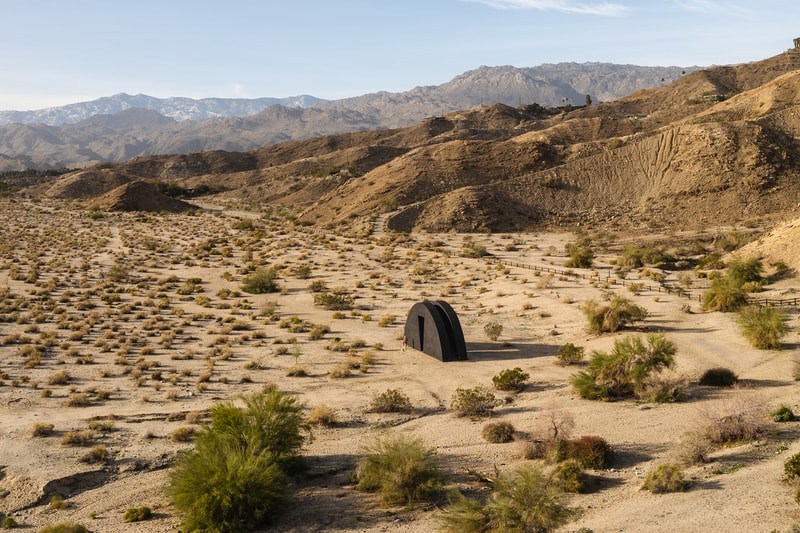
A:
[673,0,750,17]
[463,0,630,16]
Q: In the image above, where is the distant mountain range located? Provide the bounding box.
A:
[0,62,697,170]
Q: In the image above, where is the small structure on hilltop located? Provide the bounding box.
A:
[404,300,467,362]
[794,37,800,49]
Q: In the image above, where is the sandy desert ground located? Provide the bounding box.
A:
[0,198,799,532]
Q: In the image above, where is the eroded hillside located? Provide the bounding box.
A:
[15,49,800,234]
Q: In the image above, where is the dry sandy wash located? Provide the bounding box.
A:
[0,199,799,532]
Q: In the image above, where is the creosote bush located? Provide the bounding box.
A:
[241,267,279,294]
[641,464,686,493]
[313,290,354,311]
[450,386,500,417]
[482,421,516,443]
[355,434,444,508]
[555,342,585,366]
[491,367,529,392]
[483,321,503,341]
[698,367,738,387]
[368,388,413,413]
[441,464,574,533]
[168,391,309,532]
[772,404,795,423]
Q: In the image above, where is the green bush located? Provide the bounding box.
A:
[698,367,738,387]
[726,256,764,287]
[484,321,503,342]
[38,523,89,533]
[482,421,516,443]
[701,277,747,312]
[441,465,574,533]
[641,464,686,493]
[582,295,648,333]
[450,386,500,417]
[491,367,529,392]
[123,506,152,522]
[168,391,309,532]
[555,343,585,366]
[737,305,788,350]
[571,333,677,400]
[565,246,593,268]
[772,404,795,423]
[355,434,444,508]
[241,267,279,294]
[554,459,585,493]
[313,290,354,311]
[368,388,413,413]
[784,452,800,479]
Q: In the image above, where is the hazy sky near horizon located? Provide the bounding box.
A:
[2,0,798,111]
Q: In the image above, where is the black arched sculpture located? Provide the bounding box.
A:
[404,300,467,362]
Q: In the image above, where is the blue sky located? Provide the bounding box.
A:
[1,0,798,110]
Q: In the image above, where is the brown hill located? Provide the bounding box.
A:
[22,48,800,233]
[93,181,194,213]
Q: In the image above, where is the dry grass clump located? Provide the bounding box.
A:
[171,426,195,442]
[61,429,95,446]
[30,422,55,437]
[641,464,687,493]
[307,405,338,427]
[368,388,413,413]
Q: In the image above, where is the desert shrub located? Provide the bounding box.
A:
[554,459,585,493]
[65,393,90,407]
[617,245,670,268]
[701,277,747,312]
[241,267,279,294]
[555,342,585,366]
[441,464,574,533]
[565,246,593,268]
[564,435,613,469]
[61,429,94,446]
[571,333,676,400]
[313,290,354,311]
[48,370,70,385]
[80,445,109,464]
[285,365,309,377]
[482,421,516,443]
[641,464,686,493]
[307,279,327,293]
[171,426,195,443]
[772,404,795,423]
[700,397,767,446]
[377,314,396,327]
[483,321,503,341]
[582,295,647,333]
[737,305,788,350]
[307,405,338,427]
[290,264,313,279]
[639,372,688,403]
[491,367,529,392]
[461,241,489,258]
[122,506,152,522]
[2,516,18,528]
[450,386,500,417]
[726,256,764,287]
[49,496,69,509]
[368,388,413,413]
[38,522,89,533]
[698,367,738,387]
[355,434,444,508]
[31,422,55,437]
[168,391,308,532]
[784,452,800,480]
